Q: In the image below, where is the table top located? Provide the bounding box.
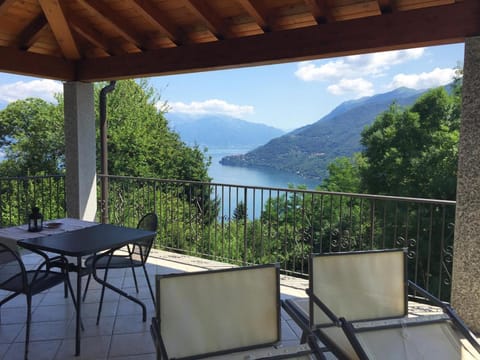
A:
[17,223,157,257]
[0,218,98,241]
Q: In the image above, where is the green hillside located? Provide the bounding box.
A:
[220,88,425,179]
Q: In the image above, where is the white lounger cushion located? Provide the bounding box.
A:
[311,250,406,324]
[356,321,480,360]
[157,265,279,359]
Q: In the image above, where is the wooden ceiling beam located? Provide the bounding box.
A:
[128,0,184,45]
[14,14,48,50]
[377,0,395,13]
[0,0,16,17]
[69,17,118,56]
[77,0,480,82]
[237,0,270,32]
[77,0,143,50]
[0,45,75,80]
[182,0,234,40]
[304,0,334,23]
[39,0,81,59]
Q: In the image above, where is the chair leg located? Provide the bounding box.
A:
[131,266,139,293]
[96,267,109,325]
[142,264,155,306]
[25,295,32,360]
[64,279,68,298]
[82,273,92,302]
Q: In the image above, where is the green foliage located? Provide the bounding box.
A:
[360,87,459,200]
[0,79,214,227]
[94,80,210,181]
[233,201,247,221]
[221,88,424,179]
[0,98,64,176]
[320,155,363,193]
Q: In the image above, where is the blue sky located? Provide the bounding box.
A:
[0,43,464,131]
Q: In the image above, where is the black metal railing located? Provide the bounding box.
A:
[100,175,456,301]
[0,175,66,227]
[0,175,456,301]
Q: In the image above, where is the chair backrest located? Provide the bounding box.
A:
[0,243,26,292]
[310,249,407,326]
[132,213,158,263]
[155,264,280,359]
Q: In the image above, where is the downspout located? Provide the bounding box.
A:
[100,81,116,224]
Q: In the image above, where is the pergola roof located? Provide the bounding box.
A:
[0,0,479,82]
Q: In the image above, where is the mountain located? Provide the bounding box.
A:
[166,114,285,148]
[220,87,426,179]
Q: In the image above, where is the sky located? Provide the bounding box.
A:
[0,42,464,131]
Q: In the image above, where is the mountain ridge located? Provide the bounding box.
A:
[166,113,284,148]
[220,87,427,179]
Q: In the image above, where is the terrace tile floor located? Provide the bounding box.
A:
[0,249,311,360]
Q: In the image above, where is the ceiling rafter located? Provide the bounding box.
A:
[38,0,81,59]
[0,0,478,81]
[69,17,120,56]
[236,0,270,32]
[304,0,334,23]
[77,0,480,82]
[377,0,395,13]
[182,0,235,40]
[76,0,143,50]
[0,0,16,17]
[14,14,48,50]
[128,0,184,46]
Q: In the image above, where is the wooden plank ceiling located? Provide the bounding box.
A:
[0,0,478,82]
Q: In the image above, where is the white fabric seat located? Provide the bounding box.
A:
[282,249,480,360]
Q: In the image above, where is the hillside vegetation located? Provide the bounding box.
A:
[220,87,425,179]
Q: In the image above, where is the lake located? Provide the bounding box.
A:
[207,147,321,190]
[206,148,322,219]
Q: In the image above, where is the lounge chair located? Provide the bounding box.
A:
[150,263,325,359]
[282,249,480,359]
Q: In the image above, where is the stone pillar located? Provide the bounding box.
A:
[64,82,97,221]
[451,36,480,333]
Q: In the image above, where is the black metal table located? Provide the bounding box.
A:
[17,223,157,356]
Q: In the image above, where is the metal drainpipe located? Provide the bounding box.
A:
[100,81,116,224]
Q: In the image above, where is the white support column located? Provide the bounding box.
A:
[64,82,97,221]
[452,36,480,332]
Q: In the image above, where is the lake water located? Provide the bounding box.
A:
[207,148,321,190]
[206,148,322,219]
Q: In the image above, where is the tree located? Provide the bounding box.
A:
[233,201,247,221]
[0,98,64,176]
[0,80,210,182]
[95,79,210,181]
[319,155,363,193]
[360,87,460,200]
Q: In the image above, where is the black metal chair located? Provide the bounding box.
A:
[82,213,158,322]
[0,243,75,360]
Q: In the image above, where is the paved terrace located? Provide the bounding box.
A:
[0,249,449,360]
[0,249,314,360]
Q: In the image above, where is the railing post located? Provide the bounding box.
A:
[243,189,248,265]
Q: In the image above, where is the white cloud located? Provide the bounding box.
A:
[0,79,62,103]
[327,78,374,97]
[387,67,457,90]
[167,99,254,118]
[295,48,425,82]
